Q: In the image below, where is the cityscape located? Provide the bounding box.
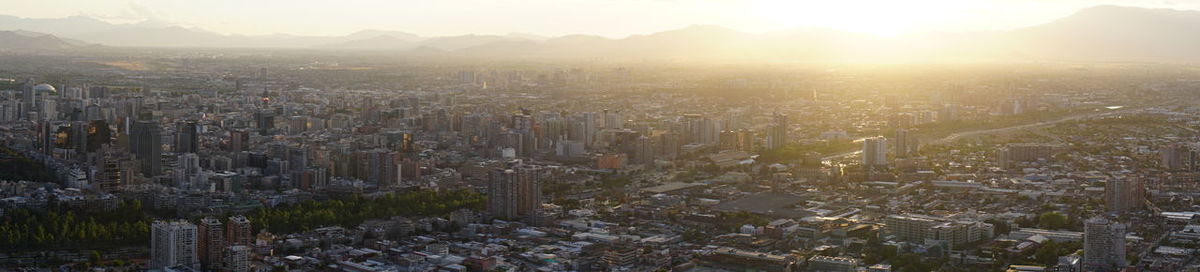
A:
[3,1,1200,272]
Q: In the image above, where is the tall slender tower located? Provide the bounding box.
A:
[131,121,162,177]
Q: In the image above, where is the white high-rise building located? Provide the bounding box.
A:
[223,245,251,272]
[862,136,888,167]
[1083,217,1126,272]
[151,220,199,270]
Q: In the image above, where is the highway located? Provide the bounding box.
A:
[820,104,1155,163]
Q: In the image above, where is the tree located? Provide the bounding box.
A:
[89,250,101,264]
[1038,212,1069,230]
[986,219,1011,236]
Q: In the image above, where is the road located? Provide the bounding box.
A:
[821,105,1153,162]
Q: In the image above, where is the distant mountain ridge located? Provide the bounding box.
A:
[0,30,87,50]
[2,5,1200,61]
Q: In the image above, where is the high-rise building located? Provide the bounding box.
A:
[288,116,307,135]
[582,112,598,147]
[86,120,112,153]
[174,153,202,189]
[862,137,888,168]
[198,217,226,271]
[1083,217,1127,272]
[151,220,199,270]
[226,215,253,246]
[604,109,623,129]
[1161,143,1199,171]
[765,112,788,150]
[223,245,250,272]
[228,130,249,152]
[131,121,162,177]
[487,163,542,220]
[893,129,917,158]
[175,120,199,153]
[254,110,275,133]
[511,110,536,157]
[1105,177,1145,213]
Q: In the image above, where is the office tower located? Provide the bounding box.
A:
[765,112,788,150]
[226,215,253,245]
[862,136,888,168]
[86,120,112,153]
[174,120,199,153]
[1105,177,1145,213]
[198,217,226,271]
[228,130,249,152]
[487,163,542,220]
[151,220,199,270]
[1083,217,1127,272]
[223,245,250,272]
[254,110,275,132]
[131,121,163,177]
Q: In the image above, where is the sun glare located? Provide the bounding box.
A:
[754,0,963,36]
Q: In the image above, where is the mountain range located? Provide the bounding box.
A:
[1,5,1199,61]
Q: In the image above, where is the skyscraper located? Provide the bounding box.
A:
[175,120,199,153]
[254,110,275,133]
[151,220,199,270]
[862,136,888,168]
[488,162,542,220]
[1083,217,1127,272]
[131,121,162,177]
[1105,177,1145,213]
[198,217,226,271]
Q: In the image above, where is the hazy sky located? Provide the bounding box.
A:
[4,0,1198,37]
